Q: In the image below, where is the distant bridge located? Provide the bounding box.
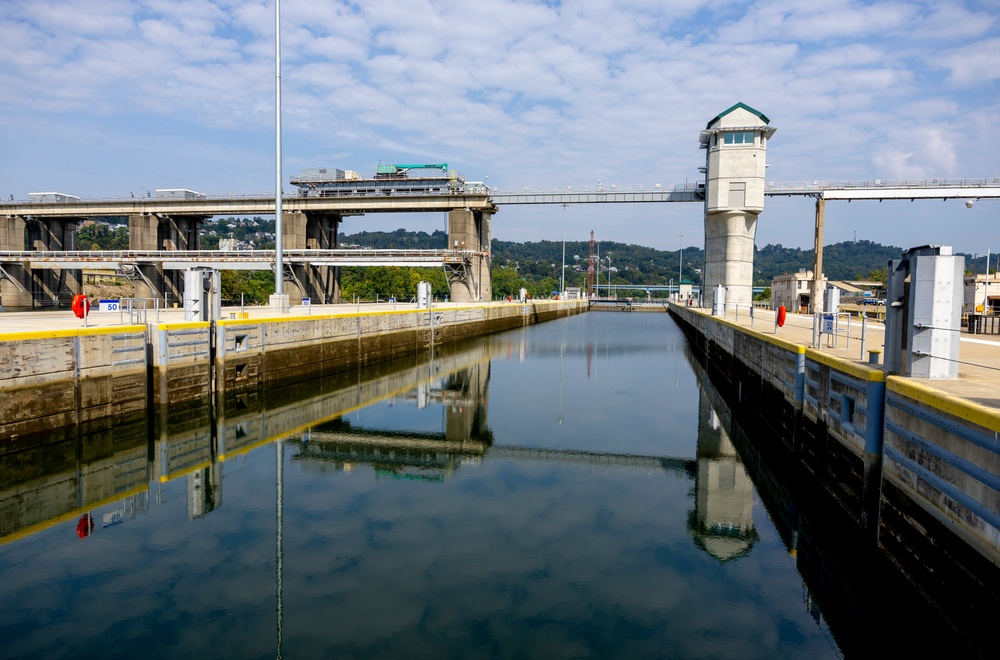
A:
[490,177,1000,205]
[5,177,998,217]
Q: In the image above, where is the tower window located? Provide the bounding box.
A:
[723,131,755,145]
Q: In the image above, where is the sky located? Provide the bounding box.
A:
[1,0,998,255]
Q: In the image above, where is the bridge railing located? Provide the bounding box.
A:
[764,177,1000,193]
[0,248,482,262]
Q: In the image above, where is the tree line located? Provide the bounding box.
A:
[77,218,992,303]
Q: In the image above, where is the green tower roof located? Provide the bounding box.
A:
[706,102,770,129]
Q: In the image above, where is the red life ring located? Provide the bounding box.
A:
[777,305,787,327]
[72,294,91,319]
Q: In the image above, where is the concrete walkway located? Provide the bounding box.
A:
[703,305,1000,410]
[0,300,460,333]
[4,301,997,409]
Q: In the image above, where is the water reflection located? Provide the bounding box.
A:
[690,391,759,562]
[0,412,149,544]
[5,313,978,657]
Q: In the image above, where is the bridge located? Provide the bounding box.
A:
[3,101,999,312]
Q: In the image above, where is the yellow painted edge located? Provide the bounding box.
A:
[215,300,580,326]
[158,458,213,483]
[806,348,885,382]
[887,376,1000,433]
[686,306,806,355]
[0,483,148,547]
[156,321,211,331]
[0,324,147,342]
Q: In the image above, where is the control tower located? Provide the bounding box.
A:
[700,103,775,308]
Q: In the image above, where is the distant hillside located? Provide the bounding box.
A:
[340,229,912,287]
[755,240,904,282]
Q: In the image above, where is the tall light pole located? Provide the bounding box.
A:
[272,0,286,308]
[560,203,567,296]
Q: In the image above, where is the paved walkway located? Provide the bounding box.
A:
[0,300,440,334]
[705,306,1000,410]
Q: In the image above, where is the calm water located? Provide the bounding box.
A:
[0,313,965,658]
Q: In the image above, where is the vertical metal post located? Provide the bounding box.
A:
[810,197,825,314]
[860,313,867,359]
[560,203,567,296]
[274,0,284,298]
[987,249,991,314]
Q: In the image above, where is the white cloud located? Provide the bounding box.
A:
[0,0,998,251]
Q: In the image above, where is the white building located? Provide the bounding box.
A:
[964,273,1000,314]
[771,269,823,313]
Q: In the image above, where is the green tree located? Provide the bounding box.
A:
[867,267,887,283]
[220,270,274,305]
[491,267,522,298]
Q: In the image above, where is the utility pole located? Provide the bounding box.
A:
[678,232,684,283]
[560,203,567,296]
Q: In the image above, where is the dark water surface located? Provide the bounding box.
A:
[0,313,966,658]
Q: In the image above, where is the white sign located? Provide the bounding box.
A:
[301,297,311,306]
[822,313,835,333]
[99,299,120,312]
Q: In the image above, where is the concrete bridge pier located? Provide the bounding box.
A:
[0,215,33,309]
[700,103,775,310]
[444,360,491,444]
[129,213,205,304]
[448,208,493,303]
[27,217,82,306]
[282,210,341,304]
[0,215,82,309]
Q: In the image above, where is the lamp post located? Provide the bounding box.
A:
[560,203,567,297]
[272,0,287,312]
[678,232,684,284]
[606,255,612,299]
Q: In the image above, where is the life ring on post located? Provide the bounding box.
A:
[72,294,91,319]
[776,305,787,327]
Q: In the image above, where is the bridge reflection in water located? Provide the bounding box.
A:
[1,330,755,565]
[0,313,988,657]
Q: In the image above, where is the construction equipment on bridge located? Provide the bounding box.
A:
[291,163,464,197]
[375,163,448,176]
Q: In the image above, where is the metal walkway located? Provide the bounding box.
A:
[4,177,998,215]
[0,248,478,270]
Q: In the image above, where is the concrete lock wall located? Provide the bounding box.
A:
[150,322,213,406]
[0,326,148,442]
[876,376,1000,643]
[214,301,585,396]
[667,302,1000,636]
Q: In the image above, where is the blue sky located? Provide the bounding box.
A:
[1,0,998,254]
